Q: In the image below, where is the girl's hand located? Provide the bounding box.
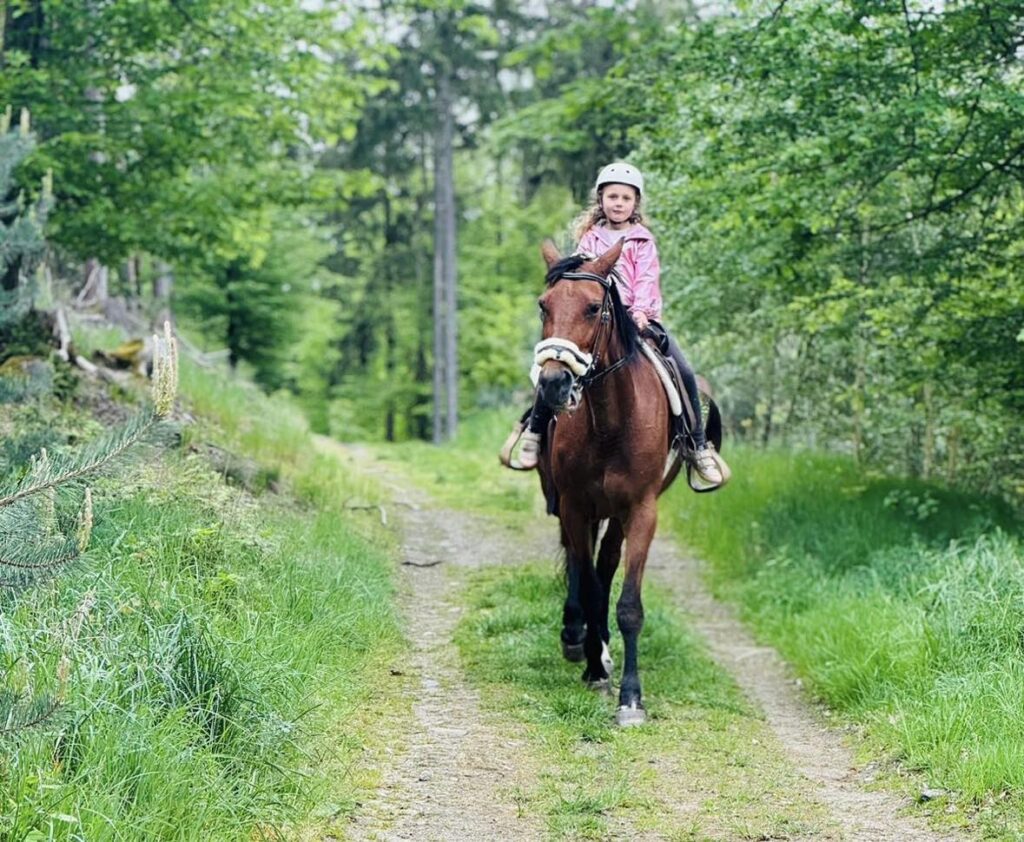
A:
[631,311,649,332]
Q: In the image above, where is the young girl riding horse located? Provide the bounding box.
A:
[509,161,730,489]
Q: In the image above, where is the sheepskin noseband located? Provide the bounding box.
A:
[530,337,593,386]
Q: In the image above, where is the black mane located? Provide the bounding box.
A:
[545,254,586,286]
[545,254,640,356]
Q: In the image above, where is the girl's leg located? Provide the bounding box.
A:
[517,395,552,469]
[653,323,728,487]
[527,398,554,436]
[658,328,707,448]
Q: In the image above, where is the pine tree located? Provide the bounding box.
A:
[0,106,52,323]
[0,324,179,736]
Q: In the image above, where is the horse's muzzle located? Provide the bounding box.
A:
[538,364,575,410]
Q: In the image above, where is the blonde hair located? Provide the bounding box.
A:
[571,185,648,243]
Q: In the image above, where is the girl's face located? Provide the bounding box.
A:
[600,183,638,228]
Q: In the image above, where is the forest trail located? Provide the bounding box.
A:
[322,438,552,841]
[644,539,959,842]
[321,438,958,841]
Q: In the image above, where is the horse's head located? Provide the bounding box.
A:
[534,239,626,411]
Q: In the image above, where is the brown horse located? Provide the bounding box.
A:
[533,239,686,726]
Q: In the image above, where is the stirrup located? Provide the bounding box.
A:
[499,423,537,471]
[687,444,731,493]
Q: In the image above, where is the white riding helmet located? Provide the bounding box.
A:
[595,162,644,196]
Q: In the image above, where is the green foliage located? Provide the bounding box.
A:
[628,0,1024,499]
[0,349,401,837]
[494,2,690,201]
[1,0,381,266]
[0,467,400,838]
[0,332,178,743]
[176,211,339,392]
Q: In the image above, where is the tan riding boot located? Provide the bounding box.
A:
[518,430,542,470]
[693,443,731,488]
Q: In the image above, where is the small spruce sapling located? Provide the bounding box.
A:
[0,323,178,736]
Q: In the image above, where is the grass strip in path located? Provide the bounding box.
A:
[455,563,836,840]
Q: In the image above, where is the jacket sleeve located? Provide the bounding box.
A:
[628,239,663,321]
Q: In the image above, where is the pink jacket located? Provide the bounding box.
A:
[577,223,662,321]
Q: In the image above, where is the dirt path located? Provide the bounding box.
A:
[645,535,959,842]
[324,439,958,841]
[334,444,552,841]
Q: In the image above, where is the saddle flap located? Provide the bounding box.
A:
[638,340,683,417]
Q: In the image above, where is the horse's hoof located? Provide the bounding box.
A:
[600,641,614,674]
[586,678,612,695]
[562,640,585,662]
[616,704,647,727]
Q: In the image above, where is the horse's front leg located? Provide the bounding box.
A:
[559,518,587,662]
[561,509,608,688]
[616,498,658,726]
[595,518,623,674]
[561,556,586,662]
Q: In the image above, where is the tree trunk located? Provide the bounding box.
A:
[852,225,869,463]
[383,191,397,442]
[761,333,777,447]
[412,138,431,441]
[225,262,242,371]
[153,261,174,328]
[432,28,458,443]
[921,380,935,479]
[79,258,109,307]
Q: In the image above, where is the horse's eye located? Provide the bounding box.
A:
[538,303,548,321]
[586,302,602,318]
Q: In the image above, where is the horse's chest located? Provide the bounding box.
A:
[551,449,661,510]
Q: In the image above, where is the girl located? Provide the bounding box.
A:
[511,161,729,488]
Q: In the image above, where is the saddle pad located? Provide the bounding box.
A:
[639,341,683,416]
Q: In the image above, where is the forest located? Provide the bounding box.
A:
[2,0,1023,839]
[3,0,1019,491]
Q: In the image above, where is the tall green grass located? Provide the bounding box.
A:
[0,356,402,839]
[383,406,540,517]
[663,446,1024,810]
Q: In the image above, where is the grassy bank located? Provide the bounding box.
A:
[663,446,1023,834]
[0,357,403,839]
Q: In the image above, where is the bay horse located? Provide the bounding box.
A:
[533,239,686,727]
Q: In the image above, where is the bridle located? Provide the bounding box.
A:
[532,269,636,409]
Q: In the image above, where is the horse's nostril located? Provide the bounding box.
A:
[539,368,574,407]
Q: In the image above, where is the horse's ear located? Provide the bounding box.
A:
[541,239,561,269]
[590,239,624,277]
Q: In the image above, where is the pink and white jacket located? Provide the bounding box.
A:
[577,223,662,322]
